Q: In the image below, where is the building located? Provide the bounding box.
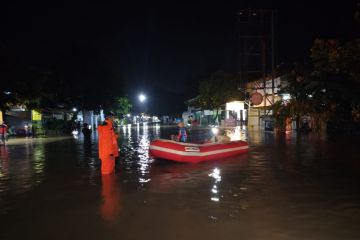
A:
[246,76,288,130]
[184,98,247,128]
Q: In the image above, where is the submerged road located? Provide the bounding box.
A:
[0,124,360,240]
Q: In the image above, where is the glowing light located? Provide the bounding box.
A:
[282,94,291,101]
[139,94,146,102]
[226,101,245,111]
[227,126,244,141]
[72,129,79,139]
[211,127,219,135]
[72,108,77,112]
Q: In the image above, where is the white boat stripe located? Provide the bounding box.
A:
[152,139,246,147]
[149,145,249,156]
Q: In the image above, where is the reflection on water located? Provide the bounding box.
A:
[209,168,221,202]
[0,139,48,197]
[0,146,9,195]
[1,127,360,240]
[100,174,121,223]
[119,123,162,186]
[137,123,151,184]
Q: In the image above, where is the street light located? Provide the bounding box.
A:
[139,94,146,103]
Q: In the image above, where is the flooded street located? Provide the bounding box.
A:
[1,124,360,240]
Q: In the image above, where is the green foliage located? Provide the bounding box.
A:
[111,96,132,118]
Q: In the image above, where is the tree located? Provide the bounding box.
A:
[111,96,132,119]
[50,44,125,112]
[274,38,360,132]
[196,71,239,123]
[310,39,360,126]
[275,62,320,131]
[0,44,126,113]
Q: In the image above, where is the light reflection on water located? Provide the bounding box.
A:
[1,127,360,239]
[0,139,48,196]
[0,146,9,195]
[118,123,163,187]
[209,168,221,202]
[137,122,151,184]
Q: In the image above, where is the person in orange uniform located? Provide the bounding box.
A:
[98,113,119,175]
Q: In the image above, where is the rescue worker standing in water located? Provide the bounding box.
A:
[98,113,119,175]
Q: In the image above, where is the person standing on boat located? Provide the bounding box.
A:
[177,122,187,142]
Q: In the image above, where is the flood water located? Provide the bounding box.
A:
[1,124,360,240]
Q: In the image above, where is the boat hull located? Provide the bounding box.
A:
[149,139,249,163]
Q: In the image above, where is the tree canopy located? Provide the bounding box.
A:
[275,38,360,131]
[190,71,240,122]
[0,45,125,113]
[196,71,239,109]
[111,96,132,118]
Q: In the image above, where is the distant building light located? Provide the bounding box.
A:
[3,91,12,95]
[281,94,291,101]
[72,108,77,112]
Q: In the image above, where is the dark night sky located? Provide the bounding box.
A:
[1,0,358,115]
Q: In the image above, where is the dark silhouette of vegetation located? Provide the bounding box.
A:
[0,44,127,113]
[193,71,240,123]
[274,39,360,133]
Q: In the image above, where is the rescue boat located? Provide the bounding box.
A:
[149,139,249,163]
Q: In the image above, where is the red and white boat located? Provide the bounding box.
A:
[149,139,249,163]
